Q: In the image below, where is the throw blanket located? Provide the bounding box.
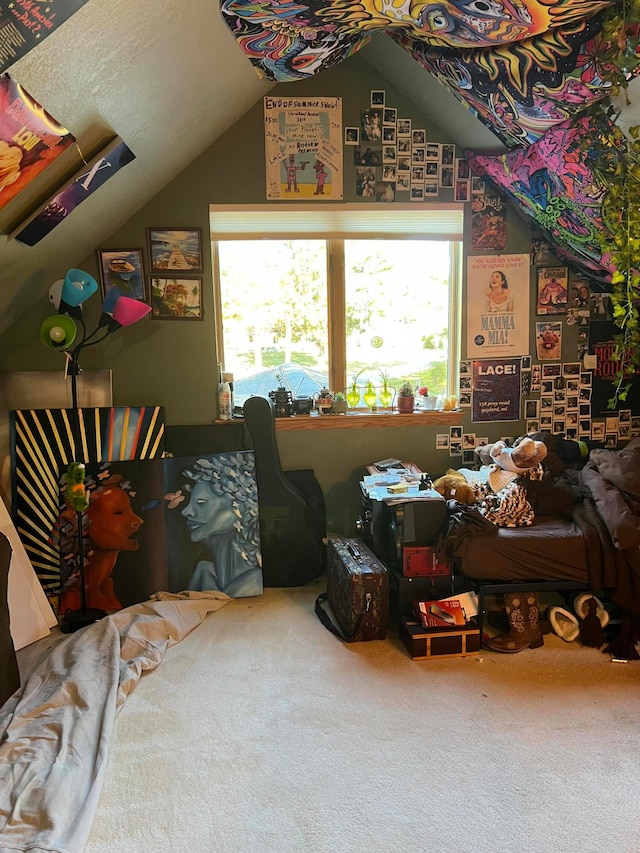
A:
[0,592,230,853]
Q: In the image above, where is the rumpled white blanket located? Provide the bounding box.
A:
[0,591,230,853]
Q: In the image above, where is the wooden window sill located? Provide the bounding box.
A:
[215,409,464,431]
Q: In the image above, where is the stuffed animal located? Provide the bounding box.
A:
[474,443,494,467]
[487,437,547,473]
[432,469,476,504]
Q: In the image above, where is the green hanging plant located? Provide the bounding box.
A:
[581,0,640,407]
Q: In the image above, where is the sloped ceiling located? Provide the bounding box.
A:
[0,0,274,332]
[1,0,638,335]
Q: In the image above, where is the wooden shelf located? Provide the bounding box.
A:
[215,410,464,431]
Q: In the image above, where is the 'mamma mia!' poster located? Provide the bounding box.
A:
[466,253,530,358]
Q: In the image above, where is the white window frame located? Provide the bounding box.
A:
[210,204,464,395]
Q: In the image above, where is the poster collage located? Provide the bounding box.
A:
[443,238,640,459]
[345,89,479,204]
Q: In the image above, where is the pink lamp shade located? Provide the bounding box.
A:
[112,296,151,327]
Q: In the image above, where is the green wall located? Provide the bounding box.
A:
[0,53,553,535]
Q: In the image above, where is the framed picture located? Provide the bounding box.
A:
[149,277,203,320]
[97,248,146,301]
[147,228,203,274]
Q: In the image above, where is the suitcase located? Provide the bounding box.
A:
[315,537,388,641]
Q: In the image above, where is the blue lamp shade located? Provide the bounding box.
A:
[62,269,98,307]
[112,296,151,327]
[39,314,78,349]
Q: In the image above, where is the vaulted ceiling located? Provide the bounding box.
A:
[1,0,637,333]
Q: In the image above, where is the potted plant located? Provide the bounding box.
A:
[396,381,415,413]
[417,385,435,410]
[332,392,348,414]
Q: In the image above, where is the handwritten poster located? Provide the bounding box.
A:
[472,357,522,422]
[0,1,90,73]
[264,96,343,200]
[466,253,530,358]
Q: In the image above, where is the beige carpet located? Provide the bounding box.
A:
[18,582,640,853]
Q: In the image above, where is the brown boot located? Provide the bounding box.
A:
[484,591,544,653]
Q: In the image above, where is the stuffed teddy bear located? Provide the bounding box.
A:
[487,437,547,473]
[432,469,476,504]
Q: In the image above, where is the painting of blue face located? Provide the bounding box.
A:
[181,480,237,542]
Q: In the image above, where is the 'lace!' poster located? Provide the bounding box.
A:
[466,253,530,358]
[264,96,342,200]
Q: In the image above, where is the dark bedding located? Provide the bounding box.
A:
[450,515,591,583]
[440,437,640,616]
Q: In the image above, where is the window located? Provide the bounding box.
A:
[211,205,463,407]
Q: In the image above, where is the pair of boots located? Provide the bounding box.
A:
[484,591,543,654]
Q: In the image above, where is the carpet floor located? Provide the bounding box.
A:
[17,581,640,853]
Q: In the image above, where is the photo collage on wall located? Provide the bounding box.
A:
[345,89,476,203]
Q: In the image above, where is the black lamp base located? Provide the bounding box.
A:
[59,607,107,634]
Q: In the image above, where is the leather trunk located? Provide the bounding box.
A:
[326,537,388,641]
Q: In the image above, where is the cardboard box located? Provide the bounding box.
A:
[400,619,480,660]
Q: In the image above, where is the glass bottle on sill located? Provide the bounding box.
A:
[363,381,377,410]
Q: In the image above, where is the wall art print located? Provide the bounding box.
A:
[149,276,203,320]
[147,228,203,274]
[0,74,75,212]
[264,96,343,200]
[54,452,263,616]
[14,137,135,246]
[466,253,530,359]
[11,406,165,602]
[0,1,91,72]
[97,248,146,302]
[471,357,522,423]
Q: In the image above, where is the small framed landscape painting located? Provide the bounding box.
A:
[149,277,203,320]
[147,228,203,274]
[97,248,146,301]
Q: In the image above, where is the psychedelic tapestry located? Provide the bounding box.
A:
[466,116,613,284]
[11,406,165,602]
[220,0,626,148]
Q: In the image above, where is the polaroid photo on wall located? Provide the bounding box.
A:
[436,434,450,449]
[566,379,579,394]
[412,129,426,146]
[619,409,631,423]
[440,165,454,188]
[541,380,554,395]
[397,118,411,136]
[525,399,540,419]
[542,363,561,378]
[579,419,592,434]
[426,142,440,160]
[450,441,462,456]
[526,420,540,434]
[459,391,471,407]
[454,180,470,202]
[462,450,475,466]
[463,433,476,448]
[619,424,631,440]
[605,434,618,448]
[471,176,485,194]
[371,90,385,106]
[397,174,410,191]
[383,107,397,125]
[441,143,455,165]
[540,414,552,428]
[410,185,424,202]
[592,421,605,440]
[579,403,592,418]
[553,420,566,434]
[566,427,578,440]
[580,372,592,386]
[455,158,470,180]
[540,396,553,410]
[563,362,581,376]
[521,356,532,370]
[382,126,396,143]
[424,181,439,197]
[345,127,360,145]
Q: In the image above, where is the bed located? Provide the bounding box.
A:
[439,436,640,625]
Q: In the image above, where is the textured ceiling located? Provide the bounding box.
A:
[1,0,638,334]
[0,0,272,332]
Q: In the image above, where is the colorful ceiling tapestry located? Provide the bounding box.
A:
[220,0,622,146]
[466,116,613,284]
[391,11,620,148]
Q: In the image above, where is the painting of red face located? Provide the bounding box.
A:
[87,487,143,551]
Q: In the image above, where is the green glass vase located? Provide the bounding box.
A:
[363,381,377,410]
[379,384,394,409]
[346,383,360,408]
